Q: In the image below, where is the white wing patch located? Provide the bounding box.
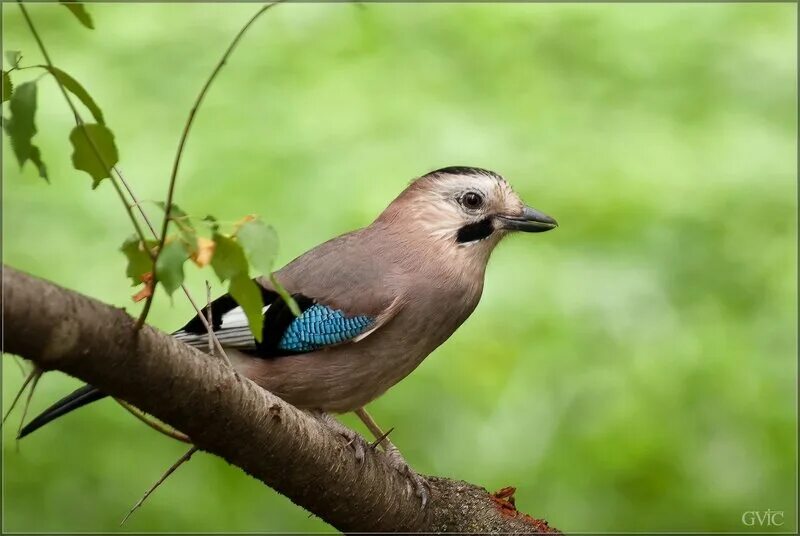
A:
[172,304,270,351]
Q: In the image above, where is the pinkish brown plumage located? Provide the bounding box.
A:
[19,166,557,506]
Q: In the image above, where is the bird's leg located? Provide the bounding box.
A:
[308,410,368,463]
[354,407,431,508]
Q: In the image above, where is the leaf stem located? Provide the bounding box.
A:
[141,2,282,326]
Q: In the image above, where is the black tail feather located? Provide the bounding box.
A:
[17,384,107,439]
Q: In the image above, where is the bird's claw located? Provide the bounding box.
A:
[385,446,431,508]
[343,431,368,463]
[311,411,368,464]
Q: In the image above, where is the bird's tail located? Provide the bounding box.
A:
[17,384,107,439]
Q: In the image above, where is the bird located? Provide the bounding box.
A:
[17,166,557,505]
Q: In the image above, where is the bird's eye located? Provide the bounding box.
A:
[461,192,484,210]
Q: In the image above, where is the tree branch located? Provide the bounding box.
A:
[2,265,558,534]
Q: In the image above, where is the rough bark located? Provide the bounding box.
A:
[2,265,559,534]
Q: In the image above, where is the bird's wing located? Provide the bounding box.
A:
[174,228,405,357]
[172,281,402,359]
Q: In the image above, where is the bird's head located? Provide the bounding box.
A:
[379,166,557,256]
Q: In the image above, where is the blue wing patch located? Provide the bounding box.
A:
[278,304,374,352]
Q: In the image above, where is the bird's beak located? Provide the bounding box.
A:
[497,206,558,233]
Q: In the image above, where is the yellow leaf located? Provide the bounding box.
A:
[191,237,216,267]
[132,272,154,302]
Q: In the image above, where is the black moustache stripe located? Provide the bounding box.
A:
[456,218,495,243]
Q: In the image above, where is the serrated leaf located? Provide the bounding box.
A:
[120,235,155,286]
[60,1,94,29]
[42,66,104,124]
[69,123,118,187]
[28,145,48,182]
[236,219,278,276]
[2,71,12,103]
[4,81,48,181]
[5,51,21,69]
[6,81,36,164]
[210,233,249,282]
[155,239,188,296]
[229,274,264,342]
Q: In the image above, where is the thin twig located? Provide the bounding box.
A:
[206,281,214,356]
[2,368,36,425]
[16,369,42,439]
[354,407,395,453]
[120,445,198,525]
[114,166,159,236]
[11,355,27,377]
[370,427,394,450]
[181,287,231,366]
[140,2,283,326]
[115,399,192,444]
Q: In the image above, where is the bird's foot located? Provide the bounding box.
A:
[311,411,368,463]
[383,444,431,508]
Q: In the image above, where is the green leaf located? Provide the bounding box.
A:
[2,71,12,103]
[235,219,298,315]
[270,273,301,317]
[156,201,188,219]
[210,233,249,282]
[120,235,155,286]
[228,274,264,342]
[210,232,267,339]
[203,215,220,233]
[68,123,118,187]
[42,66,104,124]
[5,81,36,164]
[236,219,278,276]
[5,50,21,69]
[59,1,94,29]
[4,81,48,181]
[155,239,188,296]
[156,201,196,250]
[28,145,48,182]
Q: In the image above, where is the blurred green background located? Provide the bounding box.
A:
[2,2,797,533]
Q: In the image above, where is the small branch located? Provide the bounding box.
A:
[17,369,42,439]
[11,355,28,377]
[2,367,37,425]
[140,2,283,325]
[114,166,159,237]
[370,426,394,450]
[206,281,214,355]
[115,399,192,444]
[356,406,395,452]
[120,446,198,525]
[179,286,231,366]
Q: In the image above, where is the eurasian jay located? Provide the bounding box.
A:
[18,166,557,505]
